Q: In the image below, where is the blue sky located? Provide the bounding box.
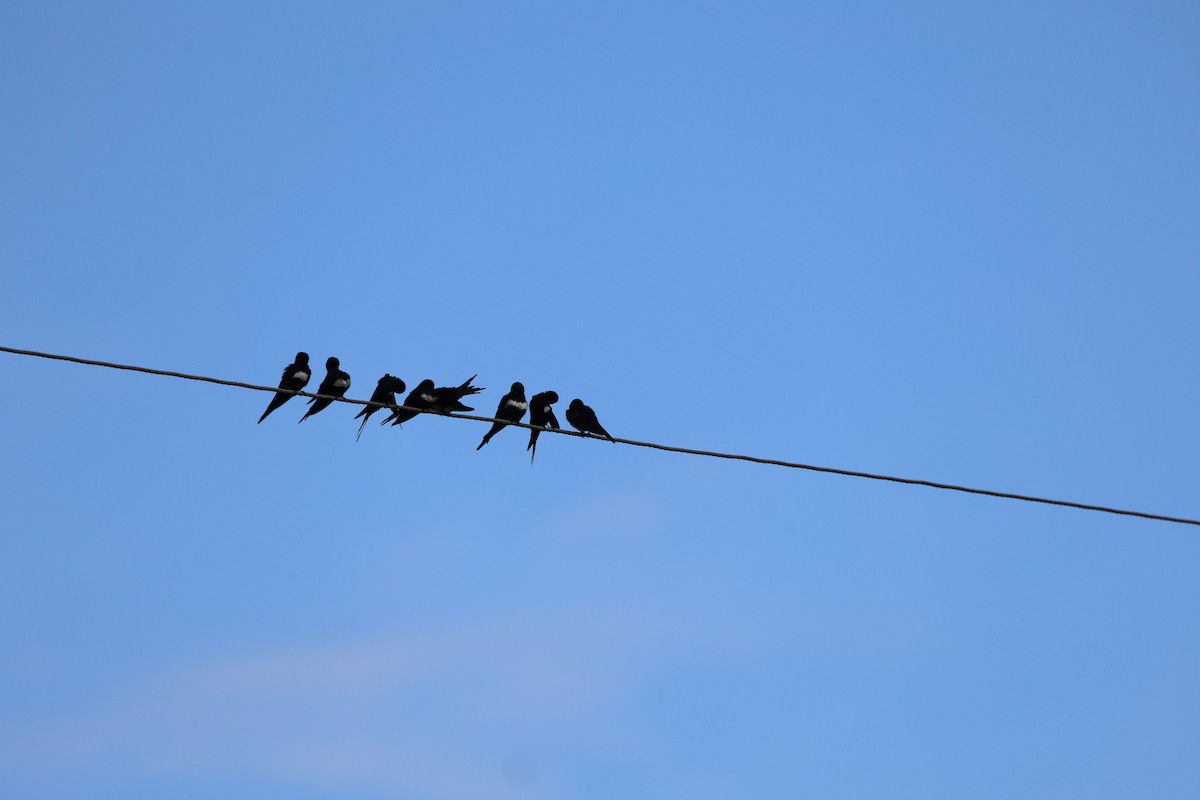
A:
[2,2,1199,798]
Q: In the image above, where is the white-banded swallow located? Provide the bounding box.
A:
[383,379,438,426]
[384,375,485,426]
[258,351,311,424]
[355,374,406,441]
[430,374,484,414]
[299,356,351,423]
[566,398,613,441]
[476,381,528,450]
[527,390,560,464]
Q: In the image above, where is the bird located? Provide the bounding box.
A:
[384,381,436,429]
[299,357,351,423]
[566,398,613,441]
[476,381,528,450]
[526,390,560,463]
[258,352,311,423]
[383,379,438,427]
[430,374,484,414]
[355,374,406,441]
[384,375,485,426]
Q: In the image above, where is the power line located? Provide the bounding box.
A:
[3,343,1197,528]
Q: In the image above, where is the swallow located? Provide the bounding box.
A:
[566,398,613,441]
[526,390,560,463]
[430,374,484,414]
[299,356,351,423]
[384,375,485,426]
[258,351,311,424]
[355,374,406,441]
[476,381,528,450]
[383,379,438,426]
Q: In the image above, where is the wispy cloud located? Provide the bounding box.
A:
[1,607,744,798]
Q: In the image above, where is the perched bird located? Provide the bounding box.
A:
[258,352,311,424]
[566,398,613,441]
[430,374,484,414]
[355,374,406,441]
[383,379,438,427]
[476,382,528,450]
[526,390,560,463]
[385,375,485,426]
[299,357,351,423]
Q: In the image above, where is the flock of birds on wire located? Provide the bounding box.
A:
[256,352,613,463]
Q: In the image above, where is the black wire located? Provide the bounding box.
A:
[3,344,1196,527]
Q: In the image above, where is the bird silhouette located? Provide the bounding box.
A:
[383,379,438,427]
[257,352,311,424]
[430,374,484,414]
[299,357,351,423]
[526,390,560,463]
[355,374,406,441]
[565,398,613,441]
[477,381,528,450]
[384,374,484,426]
